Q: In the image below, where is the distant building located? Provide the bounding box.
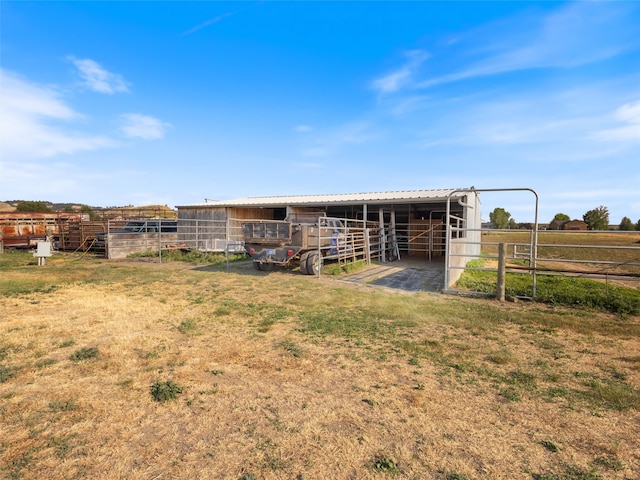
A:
[563,220,588,230]
[548,219,588,231]
[548,219,564,230]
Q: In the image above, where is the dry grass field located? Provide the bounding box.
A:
[1,251,639,479]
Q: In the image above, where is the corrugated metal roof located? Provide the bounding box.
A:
[178,188,470,208]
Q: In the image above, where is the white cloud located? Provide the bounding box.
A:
[411,2,640,89]
[593,125,640,143]
[68,56,130,94]
[295,125,313,132]
[0,69,115,159]
[616,101,640,124]
[182,12,235,36]
[300,121,375,158]
[591,100,640,143]
[387,95,430,117]
[119,113,171,140]
[371,50,429,94]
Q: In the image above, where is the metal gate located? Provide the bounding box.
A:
[443,188,540,296]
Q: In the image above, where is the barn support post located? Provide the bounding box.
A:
[364,228,371,265]
[379,208,386,262]
[389,210,399,261]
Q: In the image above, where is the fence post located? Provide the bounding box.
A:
[497,243,506,302]
[158,222,162,263]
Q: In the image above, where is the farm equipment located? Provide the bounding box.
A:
[242,213,357,274]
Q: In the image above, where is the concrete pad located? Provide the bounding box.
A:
[340,258,445,293]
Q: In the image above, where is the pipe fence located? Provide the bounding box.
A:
[446,228,640,298]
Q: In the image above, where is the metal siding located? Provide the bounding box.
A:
[176,189,466,209]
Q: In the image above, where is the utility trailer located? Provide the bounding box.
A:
[242,213,355,274]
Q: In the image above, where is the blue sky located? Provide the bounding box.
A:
[1,1,638,223]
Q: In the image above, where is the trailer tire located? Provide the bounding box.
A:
[305,252,323,276]
[299,252,310,275]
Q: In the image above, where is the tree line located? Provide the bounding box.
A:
[489,205,640,231]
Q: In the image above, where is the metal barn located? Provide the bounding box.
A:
[176,188,482,287]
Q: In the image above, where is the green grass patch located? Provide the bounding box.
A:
[49,399,77,413]
[500,386,522,402]
[35,358,57,368]
[324,259,368,276]
[177,318,198,334]
[540,440,559,453]
[0,364,15,383]
[530,463,602,479]
[58,339,75,348]
[150,380,183,402]
[257,308,290,332]
[0,279,59,297]
[587,381,640,411]
[369,454,399,474]
[69,347,99,362]
[592,455,623,472]
[299,307,397,341]
[275,340,303,358]
[129,249,248,265]
[485,348,513,365]
[456,259,640,316]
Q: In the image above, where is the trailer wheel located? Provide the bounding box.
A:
[305,252,323,275]
[253,261,262,271]
[299,252,310,275]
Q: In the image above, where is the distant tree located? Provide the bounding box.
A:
[80,205,101,221]
[636,219,640,231]
[619,216,634,231]
[489,207,512,229]
[15,201,53,213]
[508,218,519,230]
[583,205,609,231]
[551,213,570,223]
